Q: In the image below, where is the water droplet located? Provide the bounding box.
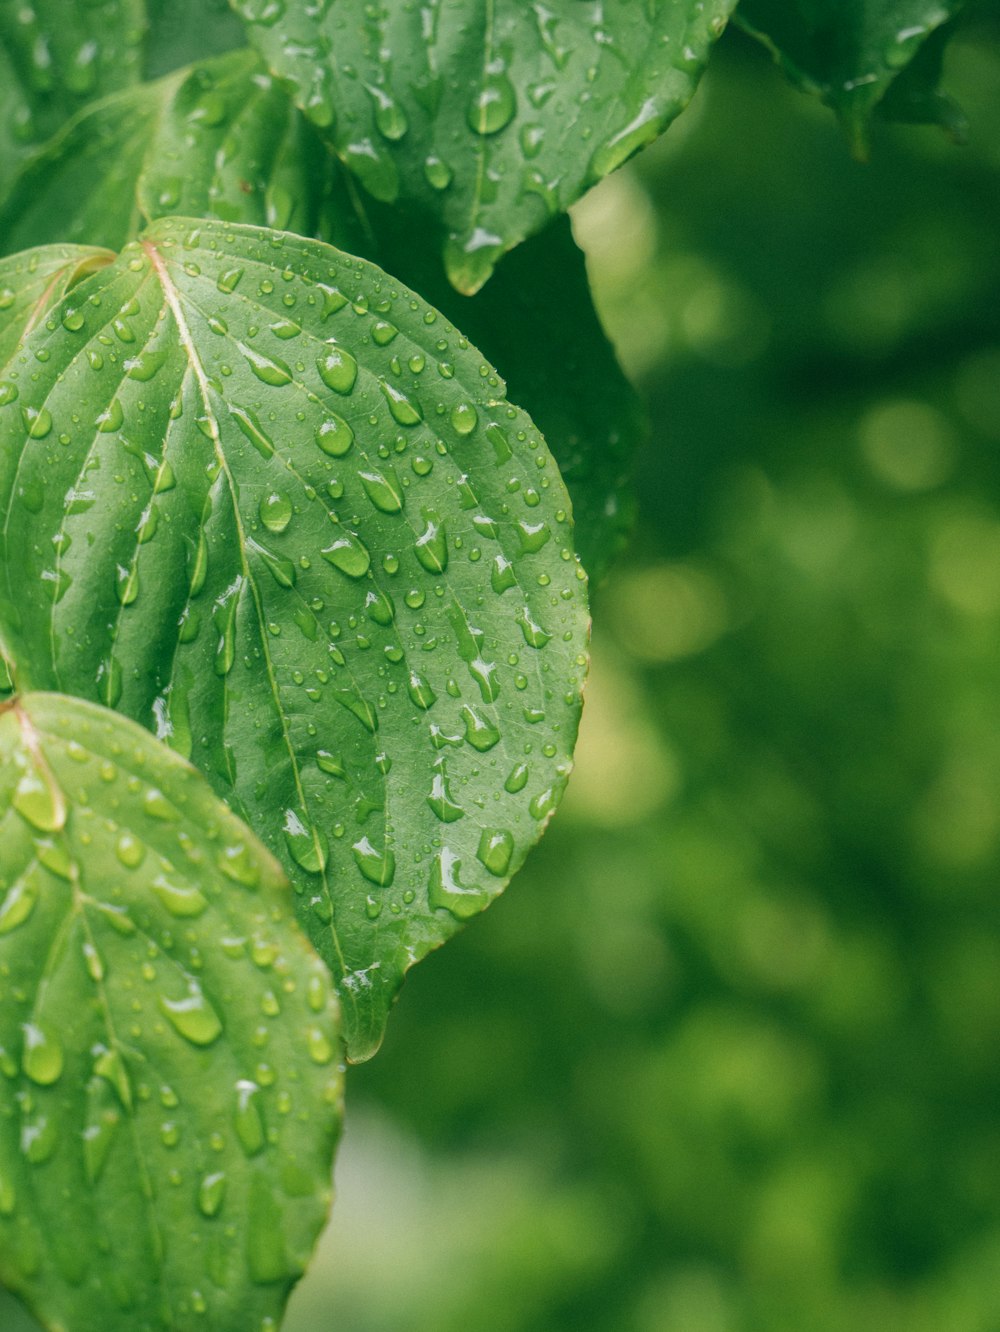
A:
[517,520,551,553]
[0,877,39,934]
[234,1080,266,1156]
[318,345,357,394]
[153,874,208,918]
[428,763,464,822]
[368,83,409,140]
[116,833,145,869]
[22,406,52,439]
[259,491,293,533]
[83,1075,120,1184]
[428,847,489,919]
[97,398,124,433]
[450,402,478,436]
[160,989,223,1046]
[315,414,354,456]
[217,843,260,887]
[589,97,665,179]
[217,267,244,294]
[477,828,514,877]
[198,1171,227,1217]
[516,607,551,648]
[13,767,65,832]
[322,530,371,578]
[231,405,275,458]
[380,379,422,425]
[468,62,517,135]
[22,1023,64,1086]
[359,466,404,513]
[406,670,436,710]
[115,562,139,606]
[240,343,293,386]
[352,837,395,886]
[530,786,559,820]
[283,809,328,874]
[414,512,448,573]
[462,705,500,751]
[423,154,453,190]
[505,762,529,793]
[307,1026,334,1064]
[62,307,85,333]
[316,750,347,778]
[143,787,179,821]
[371,320,398,347]
[249,537,297,589]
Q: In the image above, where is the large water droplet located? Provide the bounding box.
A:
[22,1023,64,1086]
[352,837,395,887]
[198,1171,227,1217]
[160,989,223,1046]
[240,343,293,386]
[359,466,404,513]
[0,876,39,934]
[322,530,371,578]
[13,767,65,833]
[428,847,489,919]
[234,1080,266,1157]
[414,512,448,573]
[259,491,293,533]
[283,809,328,874]
[317,345,357,394]
[477,828,514,877]
[468,63,517,135]
[231,405,275,458]
[380,379,422,426]
[316,414,354,456]
[152,873,209,918]
[428,763,464,822]
[368,83,409,140]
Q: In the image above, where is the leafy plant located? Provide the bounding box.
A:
[0,2,972,1328]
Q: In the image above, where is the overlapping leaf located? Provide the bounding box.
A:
[231,0,736,292]
[737,0,969,156]
[0,217,589,1059]
[0,245,113,368]
[0,0,145,185]
[0,50,364,258]
[0,691,342,1332]
[357,209,642,578]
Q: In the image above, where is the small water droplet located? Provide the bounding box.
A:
[153,874,209,918]
[450,402,478,435]
[477,828,514,877]
[283,809,328,874]
[198,1171,227,1217]
[423,154,453,190]
[414,512,448,573]
[468,62,517,135]
[505,762,529,793]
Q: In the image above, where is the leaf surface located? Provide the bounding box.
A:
[231,0,736,292]
[736,0,968,155]
[0,0,145,185]
[0,217,589,1059]
[145,0,247,78]
[357,208,642,578]
[0,50,362,259]
[0,246,114,370]
[0,691,341,1332]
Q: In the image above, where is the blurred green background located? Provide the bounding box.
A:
[6,13,1000,1332]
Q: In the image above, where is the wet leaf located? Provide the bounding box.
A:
[145,0,246,79]
[0,0,145,185]
[357,208,643,579]
[230,0,736,292]
[0,691,341,1332]
[0,50,364,258]
[0,217,589,1059]
[0,245,113,370]
[736,0,969,157]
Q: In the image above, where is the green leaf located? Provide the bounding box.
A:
[0,691,341,1331]
[357,208,642,579]
[145,0,246,79]
[0,50,364,258]
[736,1,969,156]
[0,217,589,1059]
[230,0,736,292]
[0,245,114,370]
[0,0,145,184]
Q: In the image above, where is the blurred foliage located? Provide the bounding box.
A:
[5,11,1000,1332]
